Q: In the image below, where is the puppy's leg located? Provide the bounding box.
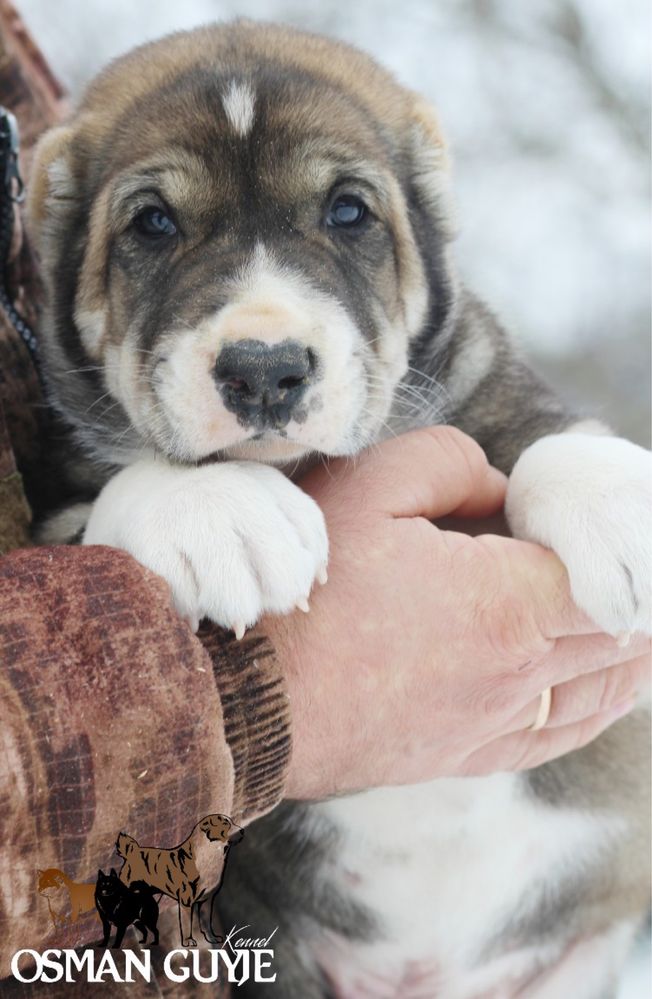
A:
[36,502,93,544]
[83,457,328,635]
[197,896,222,945]
[112,921,128,948]
[178,902,197,948]
[438,300,651,637]
[506,430,652,638]
[95,917,111,948]
[133,918,147,945]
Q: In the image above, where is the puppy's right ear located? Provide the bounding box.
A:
[27,124,80,248]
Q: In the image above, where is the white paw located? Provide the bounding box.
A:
[83,458,328,635]
[506,433,652,637]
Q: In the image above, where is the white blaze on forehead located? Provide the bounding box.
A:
[222,80,256,137]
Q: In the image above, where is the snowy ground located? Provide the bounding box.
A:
[15,2,651,993]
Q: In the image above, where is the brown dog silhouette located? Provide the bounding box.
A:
[37,868,100,928]
[116,813,243,946]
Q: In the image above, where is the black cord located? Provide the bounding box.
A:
[0,106,40,367]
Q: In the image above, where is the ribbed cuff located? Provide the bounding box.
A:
[199,625,291,825]
[0,470,31,553]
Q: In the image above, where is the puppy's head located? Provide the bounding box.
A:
[198,813,236,842]
[37,868,67,895]
[29,21,455,466]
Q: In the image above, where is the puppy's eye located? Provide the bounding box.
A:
[326,195,367,229]
[133,206,177,239]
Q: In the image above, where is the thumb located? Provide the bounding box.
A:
[303,427,506,520]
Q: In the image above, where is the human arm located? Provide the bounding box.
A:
[0,543,290,974]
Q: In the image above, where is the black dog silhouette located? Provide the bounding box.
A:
[94,869,160,948]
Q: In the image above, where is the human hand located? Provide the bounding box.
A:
[264,427,650,799]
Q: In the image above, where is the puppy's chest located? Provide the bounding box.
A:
[307,774,616,998]
[193,838,225,894]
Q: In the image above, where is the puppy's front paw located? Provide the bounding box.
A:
[506,433,652,637]
[83,459,328,635]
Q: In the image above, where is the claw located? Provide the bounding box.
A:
[317,566,328,586]
[297,597,310,613]
[184,614,200,634]
[615,632,632,648]
[233,622,246,641]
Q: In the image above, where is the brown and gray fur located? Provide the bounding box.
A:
[27,21,650,998]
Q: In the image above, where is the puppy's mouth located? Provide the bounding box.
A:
[194,428,313,467]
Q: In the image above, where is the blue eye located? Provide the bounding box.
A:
[133,206,177,238]
[326,195,367,229]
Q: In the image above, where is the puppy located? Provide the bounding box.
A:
[29,21,650,997]
[116,813,242,947]
[37,867,99,928]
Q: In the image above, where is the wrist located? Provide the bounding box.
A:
[262,611,345,800]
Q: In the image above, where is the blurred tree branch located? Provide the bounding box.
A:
[467,0,648,157]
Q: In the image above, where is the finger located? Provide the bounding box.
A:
[524,632,651,689]
[303,426,507,520]
[507,653,650,732]
[462,700,639,776]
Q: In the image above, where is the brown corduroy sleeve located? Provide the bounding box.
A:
[0,545,235,967]
[200,625,292,825]
[0,545,293,997]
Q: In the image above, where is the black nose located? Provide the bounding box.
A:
[214,339,315,429]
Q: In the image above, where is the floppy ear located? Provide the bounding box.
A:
[28,117,112,358]
[215,815,233,840]
[199,817,215,837]
[406,94,456,241]
[27,124,80,248]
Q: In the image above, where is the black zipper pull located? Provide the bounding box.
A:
[0,108,25,203]
[0,105,39,367]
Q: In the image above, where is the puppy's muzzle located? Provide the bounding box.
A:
[214,339,315,430]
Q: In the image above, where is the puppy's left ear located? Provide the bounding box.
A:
[406,94,457,241]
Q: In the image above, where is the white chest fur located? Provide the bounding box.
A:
[308,774,621,998]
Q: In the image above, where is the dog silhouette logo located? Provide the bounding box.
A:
[38,812,244,948]
[37,868,100,930]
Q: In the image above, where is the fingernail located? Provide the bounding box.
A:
[605,698,636,721]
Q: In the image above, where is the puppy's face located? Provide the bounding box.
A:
[30,23,454,466]
[199,813,234,842]
[37,869,66,897]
